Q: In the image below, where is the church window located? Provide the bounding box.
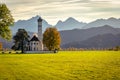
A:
[30,47,32,50]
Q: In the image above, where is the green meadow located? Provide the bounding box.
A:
[0,51,120,80]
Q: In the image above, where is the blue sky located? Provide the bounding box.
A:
[1,0,120,24]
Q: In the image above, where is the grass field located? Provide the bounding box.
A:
[0,51,120,80]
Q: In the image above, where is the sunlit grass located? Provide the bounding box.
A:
[0,51,120,80]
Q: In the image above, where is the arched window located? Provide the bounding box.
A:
[30,47,32,51]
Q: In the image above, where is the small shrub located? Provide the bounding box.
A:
[2,52,4,54]
[16,52,19,54]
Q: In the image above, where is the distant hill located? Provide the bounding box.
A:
[62,33,120,48]
[60,25,120,45]
[55,17,87,30]
[82,17,120,29]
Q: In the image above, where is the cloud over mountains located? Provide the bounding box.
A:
[2,0,120,24]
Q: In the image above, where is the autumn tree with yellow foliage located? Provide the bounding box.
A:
[43,27,61,51]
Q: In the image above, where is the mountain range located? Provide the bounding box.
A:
[10,15,87,34]
[10,15,120,34]
[83,17,120,29]
[55,17,87,30]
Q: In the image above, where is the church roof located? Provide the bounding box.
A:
[30,35,39,41]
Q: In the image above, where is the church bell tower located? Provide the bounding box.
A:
[38,17,43,41]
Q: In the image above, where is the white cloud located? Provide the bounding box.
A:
[1,0,120,24]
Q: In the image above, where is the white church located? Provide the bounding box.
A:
[27,17,43,51]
